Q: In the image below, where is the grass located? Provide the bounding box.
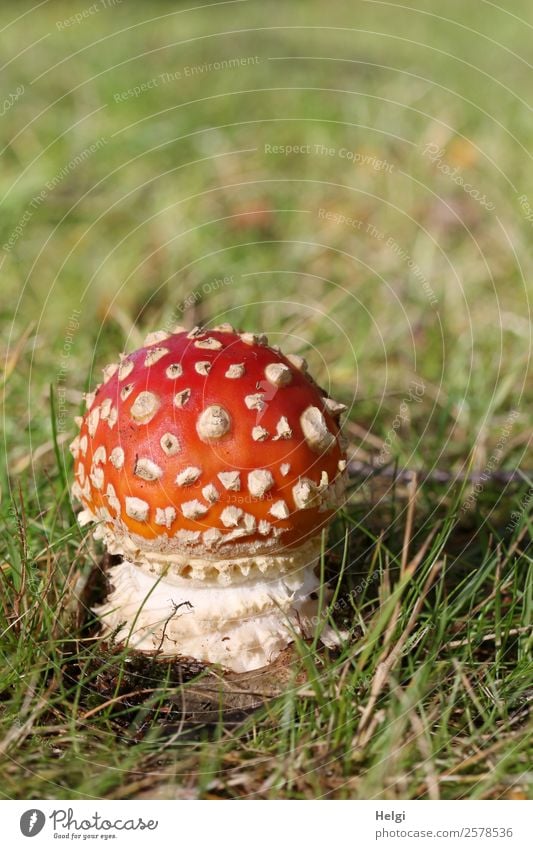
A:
[0,0,531,799]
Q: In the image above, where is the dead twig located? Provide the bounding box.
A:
[347,460,529,486]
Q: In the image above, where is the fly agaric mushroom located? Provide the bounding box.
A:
[70,325,348,672]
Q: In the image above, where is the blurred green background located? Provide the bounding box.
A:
[1,0,530,480]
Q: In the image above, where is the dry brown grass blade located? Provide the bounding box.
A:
[0,674,58,758]
[440,727,526,780]
[401,472,418,574]
[355,554,444,747]
[11,431,72,474]
[364,522,440,669]
[0,321,35,401]
[444,625,533,650]
[381,473,419,650]
[408,708,441,800]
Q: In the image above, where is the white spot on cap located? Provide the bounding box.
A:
[100,398,113,421]
[76,463,85,484]
[181,499,209,520]
[293,478,320,510]
[96,506,113,523]
[88,407,100,437]
[203,527,222,546]
[109,447,124,469]
[274,416,292,440]
[106,483,121,515]
[300,406,335,453]
[89,467,104,489]
[240,332,268,346]
[258,519,271,535]
[194,337,222,350]
[125,497,150,522]
[70,436,80,457]
[243,513,256,532]
[286,353,308,372]
[107,406,118,429]
[221,528,247,544]
[102,363,118,383]
[213,323,234,333]
[187,326,203,339]
[155,506,177,528]
[131,391,160,424]
[79,435,88,456]
[71,481,83,501]
[194,361,211,375]
[269,499,290,520]
[80,479,91,500]
[174,388,191,408]
[92,445,106,465]
[118,359,135,381]
[176,529,201,544]
[120,383,134,401]
[248,469,274,498]
[245,393,265,412]
[144,330,170,346]
[175,466,202,486]
[144,347,169,367]
[252,426,269,441]
[160,432,180,456]
[202,483,220,503]
[280,462,291,476]
[196,405,231,441]
[217,471,240,491]
[324,397,348,416]
[220,506,243,527]
[225,363,245,379]
[265,363,292,387]
[77,509,95,527]
[84,391,96,410]
[166,363,183,379]
[338,459,347,472]
[134,457,163,481]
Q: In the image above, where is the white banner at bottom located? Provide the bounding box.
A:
[3,799,532,848]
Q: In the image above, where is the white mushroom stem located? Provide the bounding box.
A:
[94,538,343,673]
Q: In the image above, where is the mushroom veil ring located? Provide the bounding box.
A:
[70,325,348,672]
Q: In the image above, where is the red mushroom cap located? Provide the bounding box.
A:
[70,326,347,561]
